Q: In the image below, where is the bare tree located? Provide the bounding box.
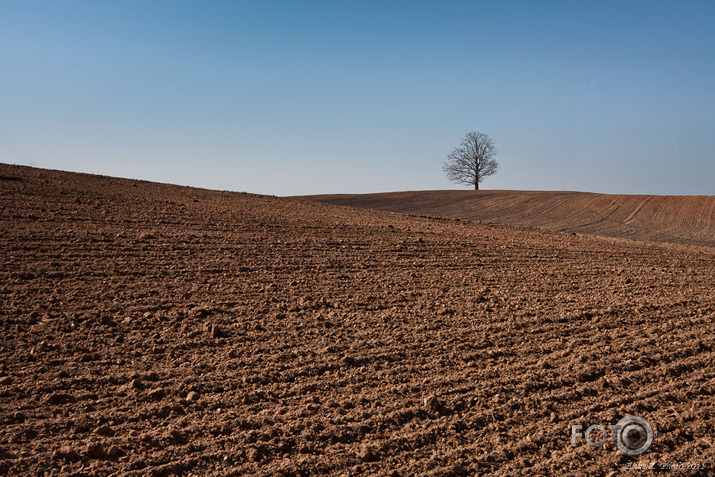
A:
[443,131,498,190]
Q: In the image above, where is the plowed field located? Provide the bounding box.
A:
[1,164,714,476]
[304,190,715,248]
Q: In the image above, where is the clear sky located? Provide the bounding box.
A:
[1,1,714,196]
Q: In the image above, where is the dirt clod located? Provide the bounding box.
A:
[85,442,105,459]
[94,425,112,436]
[52,447,81,462]
[246,447,262,462]
[107,445,124,459]
[423,395,441,412]
[147,389,165,400]
[358,444,377,462]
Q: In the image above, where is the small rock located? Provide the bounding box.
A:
[130,379,144,390]
[186,391,199,402]
[210,324,222,338]
[0,376,12,386]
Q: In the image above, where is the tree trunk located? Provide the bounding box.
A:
[474,182,479,190]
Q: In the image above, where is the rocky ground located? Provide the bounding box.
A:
[1,163,713,476]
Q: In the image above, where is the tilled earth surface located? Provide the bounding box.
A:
[304,190,715,248]
[1,163,714,476]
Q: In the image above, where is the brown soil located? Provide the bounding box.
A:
[303,190,715,248]
[1,163,714,476]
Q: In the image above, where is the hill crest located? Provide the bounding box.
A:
[301,189,715,247]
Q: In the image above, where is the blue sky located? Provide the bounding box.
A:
[1,1,713,195]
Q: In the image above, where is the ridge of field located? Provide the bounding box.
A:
[302,190,715,247]
[1,163,714,476]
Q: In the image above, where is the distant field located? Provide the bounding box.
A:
[303,190,715,247]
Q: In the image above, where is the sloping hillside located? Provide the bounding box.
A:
[1,164,714,475]
[304,190,715,247]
